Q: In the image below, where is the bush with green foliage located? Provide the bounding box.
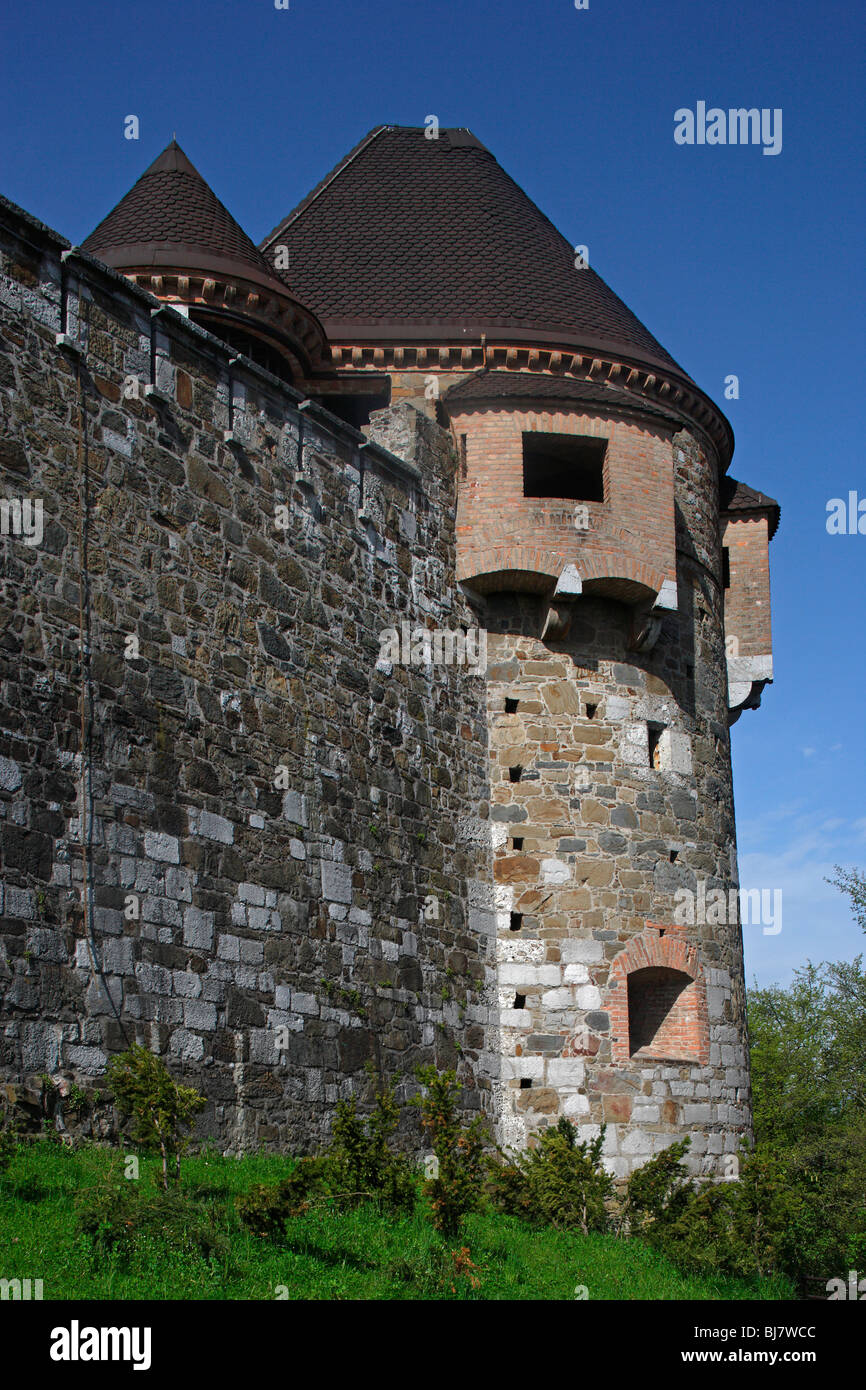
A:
[414,1066,488,1237]
[236,1157,333,1237]
[329,1086,417,1214]
[488,1118,614,1234]
[0,1106,20,1173]
[106,1044,206,1190]
[618,1137,692,1237]
[76,1171,230,1268]
[642,1145,810,1282]
[237,1084,417,1239]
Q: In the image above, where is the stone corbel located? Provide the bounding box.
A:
[541,604,572,641]
[628,608,663,652]
[727,654,774,724]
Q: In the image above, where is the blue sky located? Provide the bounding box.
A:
[2,0,863,986]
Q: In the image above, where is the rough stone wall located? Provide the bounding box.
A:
[0,200,496,1152]
[484,426,751,1176]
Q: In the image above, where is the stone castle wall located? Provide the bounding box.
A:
[0,199,496,1151]
[0,193,752,1173]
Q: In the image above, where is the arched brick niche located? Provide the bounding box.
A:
[607,924,709,1065]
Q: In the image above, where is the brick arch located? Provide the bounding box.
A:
[577,552,668,606]
[457,542,670,605]
[607,923,709,1064]
[456,544,564,593]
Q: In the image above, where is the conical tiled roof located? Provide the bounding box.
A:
[83,140,285,294]
[261,125,688,380]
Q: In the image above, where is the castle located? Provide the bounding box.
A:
[0,126,778,1174]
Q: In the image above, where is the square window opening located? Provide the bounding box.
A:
[522,432,606,502]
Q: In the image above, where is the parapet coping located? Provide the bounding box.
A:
[0,193,422,488]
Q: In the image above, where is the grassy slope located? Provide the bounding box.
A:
[0,1143,795,1301]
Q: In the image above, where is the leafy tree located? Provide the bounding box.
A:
[106,1044,206,1190]
[748,956,866,1145]
[827,865,866,935]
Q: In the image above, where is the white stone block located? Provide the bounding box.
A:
[144,831,180,864]
[547,1057,585,1087]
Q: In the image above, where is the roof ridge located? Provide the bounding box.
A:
[260,125,387,249]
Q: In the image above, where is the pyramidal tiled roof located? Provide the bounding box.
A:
[261,125,688,380]
[83,141,285,293]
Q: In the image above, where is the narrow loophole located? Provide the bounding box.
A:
[505,697,519,714]
[514,993,526,1009]
[508,766,522,783]
[509,912,523,932]
[519,1078,532,1089]
[586,702,597,720]
[648,723,664,770]
[512,836,524,851]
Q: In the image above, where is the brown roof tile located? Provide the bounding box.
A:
[444,369,683,424]
[83,140,285,293]
[260,126,691,379]
[721,476,781,538]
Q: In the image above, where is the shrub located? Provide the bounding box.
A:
[236,1158,332,1238]
[619,1137,692,1236]
[76,1174,230,1268]
[236,1085,417,1239]
[636,1145,806,1282]
[329,1086,416,1215]
[0,1105,20,1172]
[414,1066,488,1237]
[106,1044,206,1190]
[488,1117,614,1234]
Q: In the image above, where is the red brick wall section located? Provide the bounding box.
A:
[608,924,709,1065]
[722,514,773,658]
[451,407,677,601]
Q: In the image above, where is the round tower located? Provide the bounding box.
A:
[448,371,748,1177]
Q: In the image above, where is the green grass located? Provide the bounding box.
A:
[0,1142,795,1301]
